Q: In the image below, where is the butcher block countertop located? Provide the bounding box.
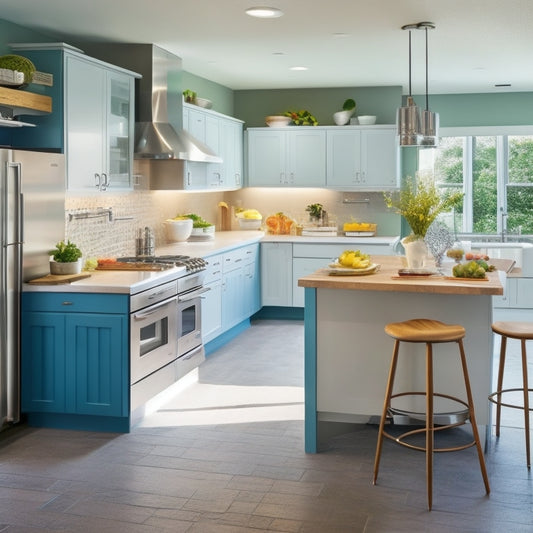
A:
[298,255,506,296]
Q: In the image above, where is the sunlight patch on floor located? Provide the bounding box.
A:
[138,383,304,427]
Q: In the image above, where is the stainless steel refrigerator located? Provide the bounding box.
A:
[0,149,65,430]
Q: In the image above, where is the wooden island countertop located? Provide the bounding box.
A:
[298,254,509,453]
[298,254,505,296]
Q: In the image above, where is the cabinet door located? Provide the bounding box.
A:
[21,312,66,413]
[292,258,332,307]
[288,129,326,186]
[205,115,223,188]
[106,70,134,190]
[220,119,243,189]
[326,129,362,188]
[203,280,223,343]
[247,130,286,186]
[66,313,127,417]
[222,266,245,329]
[65,55,106,191]
[261,242,293,306]
[361,128,399,188]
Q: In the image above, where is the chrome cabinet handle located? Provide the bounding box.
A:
[95,173,101,189]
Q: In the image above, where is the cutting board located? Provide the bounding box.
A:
[28,273,92,285]
[96,262,171,271]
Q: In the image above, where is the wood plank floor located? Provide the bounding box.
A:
[0,319,532,532]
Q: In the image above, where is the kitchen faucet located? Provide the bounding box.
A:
[500,211,508,242]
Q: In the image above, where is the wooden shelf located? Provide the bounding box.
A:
[0,86,52,115]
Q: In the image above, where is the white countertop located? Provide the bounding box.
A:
[24,230,399,294]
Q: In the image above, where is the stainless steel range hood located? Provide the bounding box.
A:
[85,43,221,162]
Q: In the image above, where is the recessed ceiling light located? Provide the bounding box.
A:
[290,66,308,71]
[245,6,284,18]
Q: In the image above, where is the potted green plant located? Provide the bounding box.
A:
[182,89,197,104]
[333,98,356,125]
[49,240,83,275]
[306,203,327,225]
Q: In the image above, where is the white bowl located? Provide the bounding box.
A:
[238,218,262,230]
[357,115,377,125]
[165,218,193,242]
[265,115,291,127]
[195,97,212,109]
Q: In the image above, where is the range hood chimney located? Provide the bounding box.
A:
[85,43,221,162]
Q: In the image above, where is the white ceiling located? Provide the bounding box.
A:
[1,0,532,94]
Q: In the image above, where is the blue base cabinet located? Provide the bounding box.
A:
[21,292,129,432]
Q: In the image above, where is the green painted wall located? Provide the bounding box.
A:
[413,92,533,127]
[233,86,401,127]
[181,71,234,116]
[0,19,53,55]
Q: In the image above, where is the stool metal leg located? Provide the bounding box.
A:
[457,339,491,494]
[495,335,508,437]
[520,338,530,468]
[426,342,434,511]
[373,339,400,485]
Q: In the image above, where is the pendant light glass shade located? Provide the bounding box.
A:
[397,96,422,146]
[421,109,439,146]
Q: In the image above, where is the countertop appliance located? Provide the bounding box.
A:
[0,149,65,431]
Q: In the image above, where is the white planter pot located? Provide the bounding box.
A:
[333,109,355,126]
[50,259,82,275]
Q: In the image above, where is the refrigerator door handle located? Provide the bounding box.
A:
[6,163,23,246]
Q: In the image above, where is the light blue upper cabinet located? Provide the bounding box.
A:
[182,102,244,191]
[326,126,399,190]
[9,43,139,192]
[65,54,137,192]
[246,128,326,187]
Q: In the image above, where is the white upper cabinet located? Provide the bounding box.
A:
[66,54,136,192]
[246,128,326,187]
[182,102,243,191]
[326,126,399,190]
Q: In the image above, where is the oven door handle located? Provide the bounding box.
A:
[178,286,211,302]
[133,296,177,319]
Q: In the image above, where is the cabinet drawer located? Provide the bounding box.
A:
[204,254,223,282]
[23,292,129,314]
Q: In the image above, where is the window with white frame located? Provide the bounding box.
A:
[418,128,533,237]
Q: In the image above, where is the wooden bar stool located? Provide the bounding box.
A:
[373,318,490,510]
[489,321,533,468]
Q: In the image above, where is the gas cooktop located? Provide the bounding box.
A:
[117,255,207,273]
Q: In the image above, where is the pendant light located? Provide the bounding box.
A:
[397,22,439,147]
[419,22,439,146]
[397,24,422,146]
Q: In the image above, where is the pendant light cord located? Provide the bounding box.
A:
[425,26,429,111]
[408,30,412,97]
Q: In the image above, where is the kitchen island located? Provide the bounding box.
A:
[298,255,505,453]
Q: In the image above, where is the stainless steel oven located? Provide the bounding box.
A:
[130,280,178,385]
[177,271,209,358]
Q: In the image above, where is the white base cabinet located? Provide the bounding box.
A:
[261,243,293,306]
[203,244,260,344]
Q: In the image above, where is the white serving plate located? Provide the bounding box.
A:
[325,263,380,276]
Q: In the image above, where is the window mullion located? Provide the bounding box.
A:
[496,136,508,235]
[463,137,473,232]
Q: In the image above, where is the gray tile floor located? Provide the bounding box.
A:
[1,319,532,532]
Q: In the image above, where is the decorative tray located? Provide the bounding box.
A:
[397,269,437,277]
[325,263,380,276]
[344,231,376,237]
[444,276,488,282]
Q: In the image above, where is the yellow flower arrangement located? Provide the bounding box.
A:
[384,176,462,241]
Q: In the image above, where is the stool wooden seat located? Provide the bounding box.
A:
[373,318,490,510]
[489,321,533,468]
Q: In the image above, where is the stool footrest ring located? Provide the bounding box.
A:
[488,388,533,412]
